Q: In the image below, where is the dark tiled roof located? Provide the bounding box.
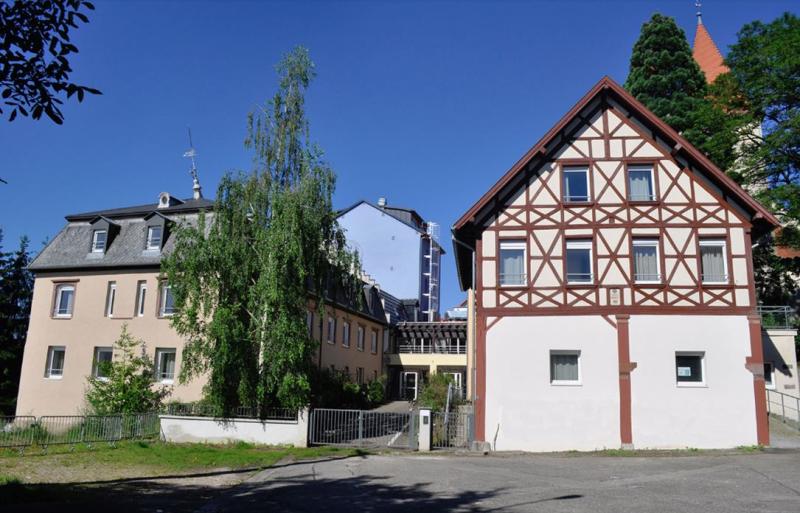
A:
[65,198,214,221]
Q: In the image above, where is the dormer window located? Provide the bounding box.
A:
[147,226,163,251]
[91,230,107,253]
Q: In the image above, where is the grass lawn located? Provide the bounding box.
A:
[0,441,364,509]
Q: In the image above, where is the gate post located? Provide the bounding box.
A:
[358,410,364,445]
[418,408,432,452]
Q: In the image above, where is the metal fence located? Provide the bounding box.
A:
[164,403,297,421]
[309,408,416,449]
[0,413,160,450]
[431,411,473,449]
[767,389,800,428]
[758,306,799,330]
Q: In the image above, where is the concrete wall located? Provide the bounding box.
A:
[160,410,308,447]
[762,329,799,398]
[629,315,757,449]
[485,316,620,452]
[338,203,421,300]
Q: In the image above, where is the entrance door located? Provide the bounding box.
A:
[401,371,418,400]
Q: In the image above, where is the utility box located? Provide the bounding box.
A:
[418,408,432,452]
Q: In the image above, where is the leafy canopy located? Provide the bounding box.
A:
[163,47,360,416]
[85,325,171,415]
[0,0,101,124]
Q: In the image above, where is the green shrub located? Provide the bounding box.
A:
[417,373,461,412]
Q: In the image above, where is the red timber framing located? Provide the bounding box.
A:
[456,76,779,446]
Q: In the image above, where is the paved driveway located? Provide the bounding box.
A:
[208,451,800,513]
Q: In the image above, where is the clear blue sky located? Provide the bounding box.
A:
[1,0,795,311]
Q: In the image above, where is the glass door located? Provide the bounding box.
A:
[401,371,419,400]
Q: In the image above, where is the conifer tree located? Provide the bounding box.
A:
[0,233,33,414]
[625,14,709,136]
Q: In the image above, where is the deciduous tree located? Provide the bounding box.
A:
[163,47,360,416]
[0,233,32,415]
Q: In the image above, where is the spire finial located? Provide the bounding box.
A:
[183,127,202,200]
[696,0,703,24]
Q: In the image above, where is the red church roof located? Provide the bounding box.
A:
[692,20,729,83]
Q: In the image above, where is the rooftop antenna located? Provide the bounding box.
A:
[695,0,702,24]
[183,127,202,199]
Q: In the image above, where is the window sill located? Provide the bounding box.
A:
[343,345,350,349]
[551,381,582,387]
[499,284,528,290]
[565,282,597,289]
[52,315,73,320]
[676,382,707,388]
[562,200,594,207]
[326,340,335,345]
[159,379,175,385]
[628,199,660,206]
[45,375,63,380]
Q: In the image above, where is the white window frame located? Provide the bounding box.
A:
[45,346,66,379]
[563,166,591,202]
[676,351,706,387]
[357,325,365,352]
[327,316,336,344]
[146,226,163,251]
[53,283,75,318]
[342,321,351,347]
[91,229,107,253]
[93,346,113,380]
[627,164,655,202]
[136,281,147,317]
[699,239,728,284]
[565,240,593,284]
[371,330,378,354]
[159,282,176,317]
[105,281,117,317]
[549,350,581,386]
[155,348,177,384]
[764,362,775,390]
[499,240,527,287]
[632,239,661,284]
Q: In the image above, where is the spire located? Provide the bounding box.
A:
[183,128,203,200]
[691,5,729,83]
[696,0,702,25]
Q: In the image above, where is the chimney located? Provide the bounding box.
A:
[377,197,387,207]
[192,176,202,200]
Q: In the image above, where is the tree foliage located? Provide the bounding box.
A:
[0,232,33,415]
[625,14,708,135]
[85,325,171,415]
[722,12,800,248]
[417,373,461,412]
[163,47,360,416]
[0,0,101,124]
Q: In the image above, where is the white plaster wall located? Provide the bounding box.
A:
[485,316,620,452]
[160,410,308,447]
[763,329,800,398]
[629,315,757,449]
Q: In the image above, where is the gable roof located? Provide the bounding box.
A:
[451,76,780,290]
[693,21,729,84]
[337,199,445,253]
[453,76,778,233]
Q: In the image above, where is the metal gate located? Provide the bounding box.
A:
[309,408,416,449]
[432,411,473,449]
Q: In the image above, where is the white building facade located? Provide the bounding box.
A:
[452,77,779,451]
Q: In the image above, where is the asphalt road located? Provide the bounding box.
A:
[206,450,800,513]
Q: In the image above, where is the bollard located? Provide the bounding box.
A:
[418,408,432,452]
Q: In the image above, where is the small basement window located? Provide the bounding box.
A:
[676,352,705,386]
[91,229,108,253]
[550,350,581,385]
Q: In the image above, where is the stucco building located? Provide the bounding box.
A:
[452,77,780,451]
[16,192,387,416]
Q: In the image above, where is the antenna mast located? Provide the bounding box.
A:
[183,127,203,199]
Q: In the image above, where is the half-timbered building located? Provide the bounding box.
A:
[452,76,780,451]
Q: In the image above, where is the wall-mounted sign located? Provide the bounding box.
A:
[677,367,692,377]
[609,288,621,306]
